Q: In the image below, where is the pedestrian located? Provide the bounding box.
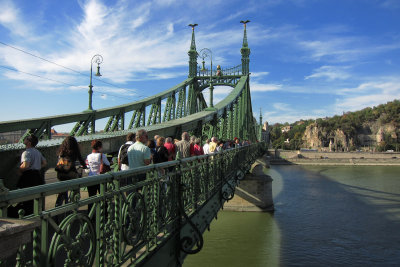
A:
[190,135,196,156]
[55,136,86,207]
[209,137,218,153]
[154,137,169,164]
[147,139,156,163]
[216,140,224,152]
[203,138,210,154]
[128,129,151,181]
[118,132,135,171]
[176,132,191,159]
[234,137,241,148]
[86,140,110,211]
[193,138,204,156]
[117,132,135,187]
[17,135,47,215]
[164,137,176,161]
[224,140,232,150]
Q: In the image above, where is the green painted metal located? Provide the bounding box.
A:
[147,98,162,126]
[240,20,251,75]
[0,143,266,266]
[188,24,198,79]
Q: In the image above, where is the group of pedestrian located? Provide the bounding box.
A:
[15,130,251,214]
[202,136,250,154]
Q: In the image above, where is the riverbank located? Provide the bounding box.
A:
[268,149,400,166]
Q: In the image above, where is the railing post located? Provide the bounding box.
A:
[113,178,121,264]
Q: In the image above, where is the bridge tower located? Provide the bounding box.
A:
[188,24,198,78]
[187,24,200,115]
[240,20,251,75]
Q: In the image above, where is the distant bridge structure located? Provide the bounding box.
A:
[0,22,266,266]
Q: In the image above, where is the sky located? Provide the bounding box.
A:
[0,0,399,131]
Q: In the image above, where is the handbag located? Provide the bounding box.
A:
[55,156,72,173]
[55,156,78,181]
[99,154,111,174]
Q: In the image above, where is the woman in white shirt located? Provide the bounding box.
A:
[86,140,110,211]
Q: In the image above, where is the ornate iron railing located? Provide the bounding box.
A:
[197,64,242,77]
[0,143,265,266]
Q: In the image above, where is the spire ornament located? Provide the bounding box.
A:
[188,24,198,51]
[240,20,250,47]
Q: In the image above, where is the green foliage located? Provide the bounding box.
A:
[268,100,400,150]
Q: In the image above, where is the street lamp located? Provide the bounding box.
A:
[88,54,103,111]
[199,48,214,108]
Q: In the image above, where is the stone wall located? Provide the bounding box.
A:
[224,156,274,212]
[268,149,400,165]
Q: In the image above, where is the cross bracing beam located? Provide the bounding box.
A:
[0,75,258,190]
[0,75,254,151]
[0,78,193,139]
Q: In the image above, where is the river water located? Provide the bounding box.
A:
[184,165,400,266]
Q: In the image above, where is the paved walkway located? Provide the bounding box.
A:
[43,169,89,210]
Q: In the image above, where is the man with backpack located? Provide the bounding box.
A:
[118,132,135,171]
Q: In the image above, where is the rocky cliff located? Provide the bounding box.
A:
[302,121,398,151]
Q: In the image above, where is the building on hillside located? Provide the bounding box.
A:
[261,121,270,144]
[263,122,269,131]
[281,125,292,133]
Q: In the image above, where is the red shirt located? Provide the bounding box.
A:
[193,144,204,156]
[164,142,176,161]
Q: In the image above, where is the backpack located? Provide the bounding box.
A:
[119,144,131,165]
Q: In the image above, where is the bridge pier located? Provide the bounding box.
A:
[224,155,274,212]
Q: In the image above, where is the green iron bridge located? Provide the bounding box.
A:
[0,23,267,266]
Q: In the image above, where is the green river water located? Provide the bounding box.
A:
[184,165,400,266]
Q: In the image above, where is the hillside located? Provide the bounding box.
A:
[268,100,400,151]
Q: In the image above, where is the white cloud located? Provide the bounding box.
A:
[201,90,223,106]
[299,38,365,63]
[381,0,400,9]
[0,0,270,95]
[262,109,325,125]
[153,0,181,6]
[0,0,195,92]
[273,102,292,111]
[0,0,30,37]
[251,71,269,77]
[251,82,282,92]
[335,93,399,114]
[213,86,233,95]
[334,78,400,113]
[305,65,351,81]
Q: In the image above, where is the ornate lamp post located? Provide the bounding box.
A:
[199,48,214,108]
[88,54,103,111]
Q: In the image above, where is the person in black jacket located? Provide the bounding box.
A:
[153,136,169,164]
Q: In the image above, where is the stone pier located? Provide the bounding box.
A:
[224,155,274,212]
